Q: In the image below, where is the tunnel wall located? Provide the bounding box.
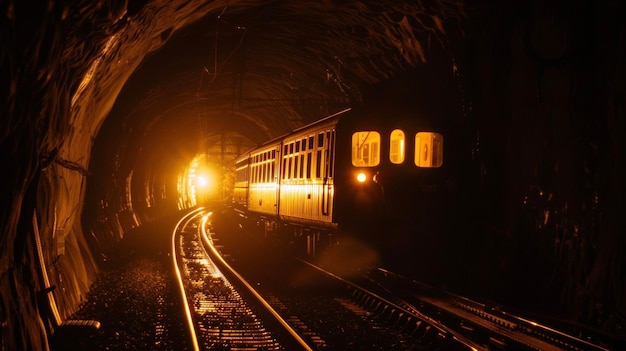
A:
[460,0,626,328]
[1,2,218,350]
[2,1,625,350]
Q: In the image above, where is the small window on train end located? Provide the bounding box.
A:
[352,131,380,167]
[389,129,405,164]
[414,132,443,168]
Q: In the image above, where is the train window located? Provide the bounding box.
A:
[328,131,335,177]
[352,131,380,167]
[299,154,305,178]
[309,136,314,149]
[389,129,405,164]
[316,150,322,178]
[296,140,300,153]
[415,132,444,167]
[318,133,324,148]
[282,158,287,179]
[306,153,312,178]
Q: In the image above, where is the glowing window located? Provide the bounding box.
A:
[389,129,405,164]
[316,150,322,177]
[352,131,380,167]
[414,132,444,168]
[306,153,312,178]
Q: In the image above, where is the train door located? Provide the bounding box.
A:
[322,130,335,216]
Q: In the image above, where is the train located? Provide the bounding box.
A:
[233,102,453,238]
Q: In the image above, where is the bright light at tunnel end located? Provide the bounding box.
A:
[178,154,221,209]
[196,174,210,188]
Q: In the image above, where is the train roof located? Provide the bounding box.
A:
[236,108,351,159]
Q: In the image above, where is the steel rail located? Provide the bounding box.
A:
[171,207,205,351]
[198,215,313,351]
[295,257,483,351]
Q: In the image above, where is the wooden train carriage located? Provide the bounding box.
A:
[246,142,281,216]
[233,154,250,207]
[277,111,342,228]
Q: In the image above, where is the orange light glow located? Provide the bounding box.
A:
[356,172,367,183]
[196,174,210,188]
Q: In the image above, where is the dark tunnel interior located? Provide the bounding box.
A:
[2,0,626,349]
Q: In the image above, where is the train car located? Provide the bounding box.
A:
[234,110,343,227]
[233,104,448,233]
[332,105,445,233]
[233,153,250,205]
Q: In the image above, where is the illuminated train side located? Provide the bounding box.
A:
[233,106,445,233]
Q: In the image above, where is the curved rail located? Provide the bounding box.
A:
[172,208,313,350]
[171,208,205,351]
[198,215,313,351]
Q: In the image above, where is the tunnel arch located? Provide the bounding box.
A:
[3,1,626,350]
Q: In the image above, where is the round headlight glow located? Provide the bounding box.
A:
[196,175,209,188]
[356,172,367,183]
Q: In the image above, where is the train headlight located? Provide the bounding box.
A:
[356,172,367,183]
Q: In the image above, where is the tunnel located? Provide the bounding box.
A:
[2,1,626,349]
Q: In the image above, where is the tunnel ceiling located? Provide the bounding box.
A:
[102,0,466,154]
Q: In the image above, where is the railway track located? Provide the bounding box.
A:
[174,208,473,350]
[362,267,624,351]
[174,208,624,350]
[172,208,310,350]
